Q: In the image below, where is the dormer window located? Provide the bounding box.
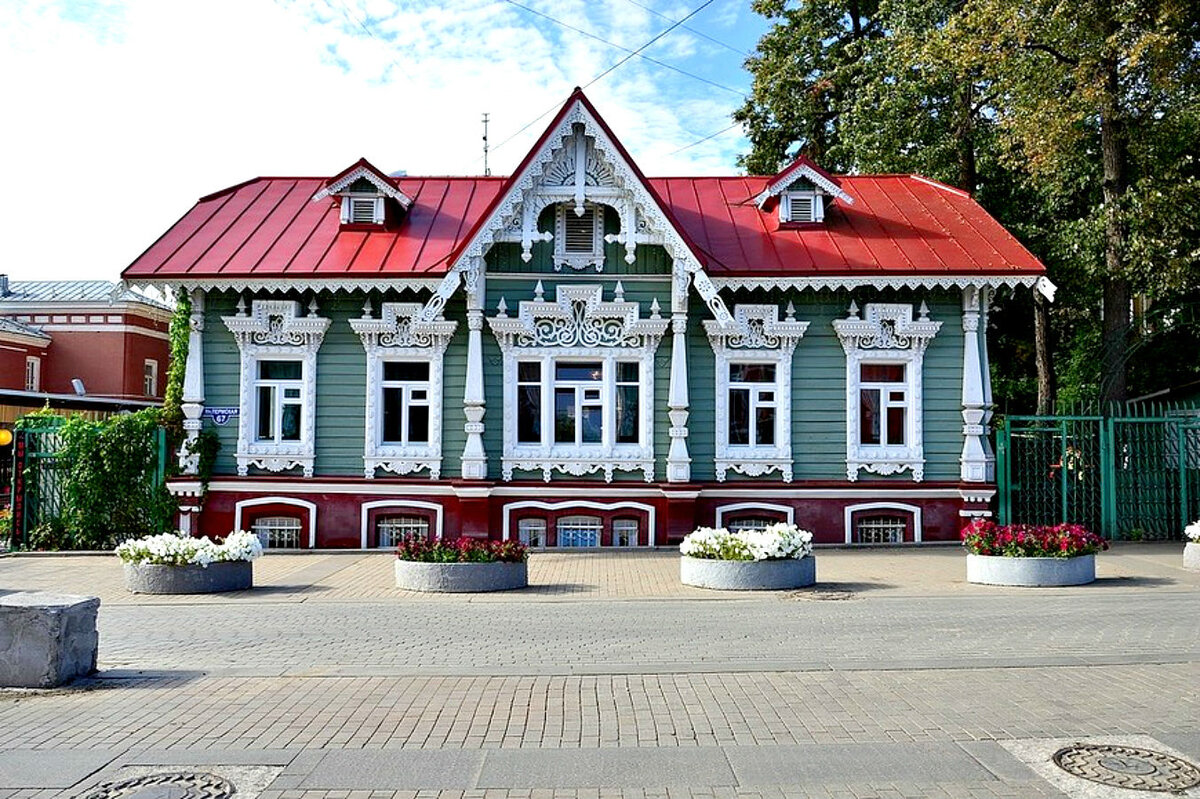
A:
[342,178,384,226]
[781,191,823,224]
[554,203,605,271]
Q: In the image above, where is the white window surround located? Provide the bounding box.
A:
[342,195,384,225]
[349,301,457,479]
[833,302,941,482]
[553,203,606,272]
[358,499,444,548]
[714,502,795,528]
[843,501,923,544]
[780,192,824,224]
[223,299,330,477]
[143,359,158,397]
[488,283,668,482]
[501,500,657,545]
[705,304,809,482]
[24,356,40,392]
[233,496,318,548]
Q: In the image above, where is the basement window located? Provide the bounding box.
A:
[854,515,906,545]
[252,516,301,548]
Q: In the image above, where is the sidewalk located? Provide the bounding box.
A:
[0,544,1197,798]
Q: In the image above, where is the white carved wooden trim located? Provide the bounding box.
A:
[711,275,1038,293]
[553,203,605,272]
[833,302,942,482]
[131,277,443,295]
[705,304,809,483]
[349,301,457,480]
[488,283,667,483]
[311,164,413,208]
[755,163,854,208]
[222,298,330,478]
[179,289,206,474]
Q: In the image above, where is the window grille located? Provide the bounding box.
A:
[377,515,429,548]
[563,209,596,252]
[518,518,546,548]
[612,518,638,547]
[350,197,378,224]
[855,515,906,544]
[252,516,301,548]
[556,515,602,548]
[786,194,814,222]
[727,517,774,533]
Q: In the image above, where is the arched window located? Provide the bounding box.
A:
[556,515,602,548]
[251,516,301,549]
[612,518,639,547]
[854,515,907,545]
[517,518,547,548]
[376,515,430,548]
[726,517,774,533]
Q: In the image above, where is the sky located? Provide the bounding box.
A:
[0,0,769,283]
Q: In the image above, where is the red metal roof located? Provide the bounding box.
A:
[123,96,1042,283]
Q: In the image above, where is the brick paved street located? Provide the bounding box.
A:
[0,545,1197,798]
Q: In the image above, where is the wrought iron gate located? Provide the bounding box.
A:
[997,405,1200,539]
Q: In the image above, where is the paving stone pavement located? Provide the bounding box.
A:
[0,545,1196,798]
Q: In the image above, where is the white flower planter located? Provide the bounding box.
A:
[966,553,1095,587]
[123,561,253,594]
[680,555,815,591]
[394,560,528,592]
[1184,542,1200,571]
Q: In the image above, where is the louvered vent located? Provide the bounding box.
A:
[564,208,596,253]
[350,197,377,224]
[787,194,814,222]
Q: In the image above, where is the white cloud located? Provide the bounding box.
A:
[0,0,762,282]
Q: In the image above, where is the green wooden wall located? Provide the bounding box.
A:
[200,282,966,483]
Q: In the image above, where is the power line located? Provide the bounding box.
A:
[489,0,723,157]
[616,0,750,57]
[667,121,742,155]
[500,0,743,97]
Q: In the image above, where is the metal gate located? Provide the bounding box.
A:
[997,405,1200,539]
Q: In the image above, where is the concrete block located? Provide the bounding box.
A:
[394,560,527,592]
[680,555,816,590]
[0,592,99,688]
[966,553,1095,586]
[123,561,253,594]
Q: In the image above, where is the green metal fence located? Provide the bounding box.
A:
[997,403,1200,539]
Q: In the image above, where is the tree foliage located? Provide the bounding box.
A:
[737,0,1200,410]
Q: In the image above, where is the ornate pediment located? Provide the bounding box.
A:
[832,302,941,354]
[488,283,668,352]
[349,301,456,352]
[222,298,330,350]
[704,304,809,353]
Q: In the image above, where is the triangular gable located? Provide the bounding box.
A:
[312,157,413,209]
[420,88,733,327]
[755,155,853,209]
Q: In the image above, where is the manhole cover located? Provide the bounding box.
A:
[81,771,236,799]
[1053,743,1200,792]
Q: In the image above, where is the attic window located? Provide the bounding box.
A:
[553,203,605,271]
[782,192,822,223]
[342,195,383,226]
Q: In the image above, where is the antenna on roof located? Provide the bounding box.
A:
[482,113,490,177]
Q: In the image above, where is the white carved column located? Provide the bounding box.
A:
[179,288,206,474]
[979,286,996,481]
[461,267,488,479]
[959,286,989,482]
[666,311,691,482]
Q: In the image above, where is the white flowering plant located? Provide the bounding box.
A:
[680,523,814,561]
[1185,520,1200,544]
[115,530,263,567]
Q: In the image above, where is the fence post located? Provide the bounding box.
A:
[996,418,1010,525]
[1100,416,1115,539]
[10,431,26,549]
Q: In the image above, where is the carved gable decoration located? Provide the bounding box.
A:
[222,298,330,350]
[704,304,809,353]
[349,301,456,352]
[488,283,668,352]
[832,302,941,354]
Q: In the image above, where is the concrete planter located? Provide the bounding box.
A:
[394,559,528,592]
[680,555,816,591]
[966,553,1095,587]
[1185,542,1200,571]
[123,561,253,594]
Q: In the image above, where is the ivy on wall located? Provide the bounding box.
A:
[161,287,191,436]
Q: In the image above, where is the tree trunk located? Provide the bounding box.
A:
[955,83,978,193]
[1098,45,1130,406]
[1035,293,1056,414]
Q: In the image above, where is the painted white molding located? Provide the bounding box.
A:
[500,499,657,545]
[222,298,330,478]
[349,301,456,480]
[311,164,413,208]
[842,501,923,544]
[979,287,996,481]
[489,284,668,482]
[833,302,941,482]
[714,502,795,527]
[461,296,488,479]
[755,163,854,208]
[666,312,691,482]
[30,323,169,340]
[233,496,318,548]
[958,286,991,483]
[711,275,1038,293]
[418,104,733,329]
[358,499,445,547]
[705,304,809,482]
[128,277,442,295]
[179,289,206,474]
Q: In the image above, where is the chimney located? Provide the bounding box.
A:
[0,274,7,297]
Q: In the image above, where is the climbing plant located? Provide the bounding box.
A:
[161,287,191,436]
